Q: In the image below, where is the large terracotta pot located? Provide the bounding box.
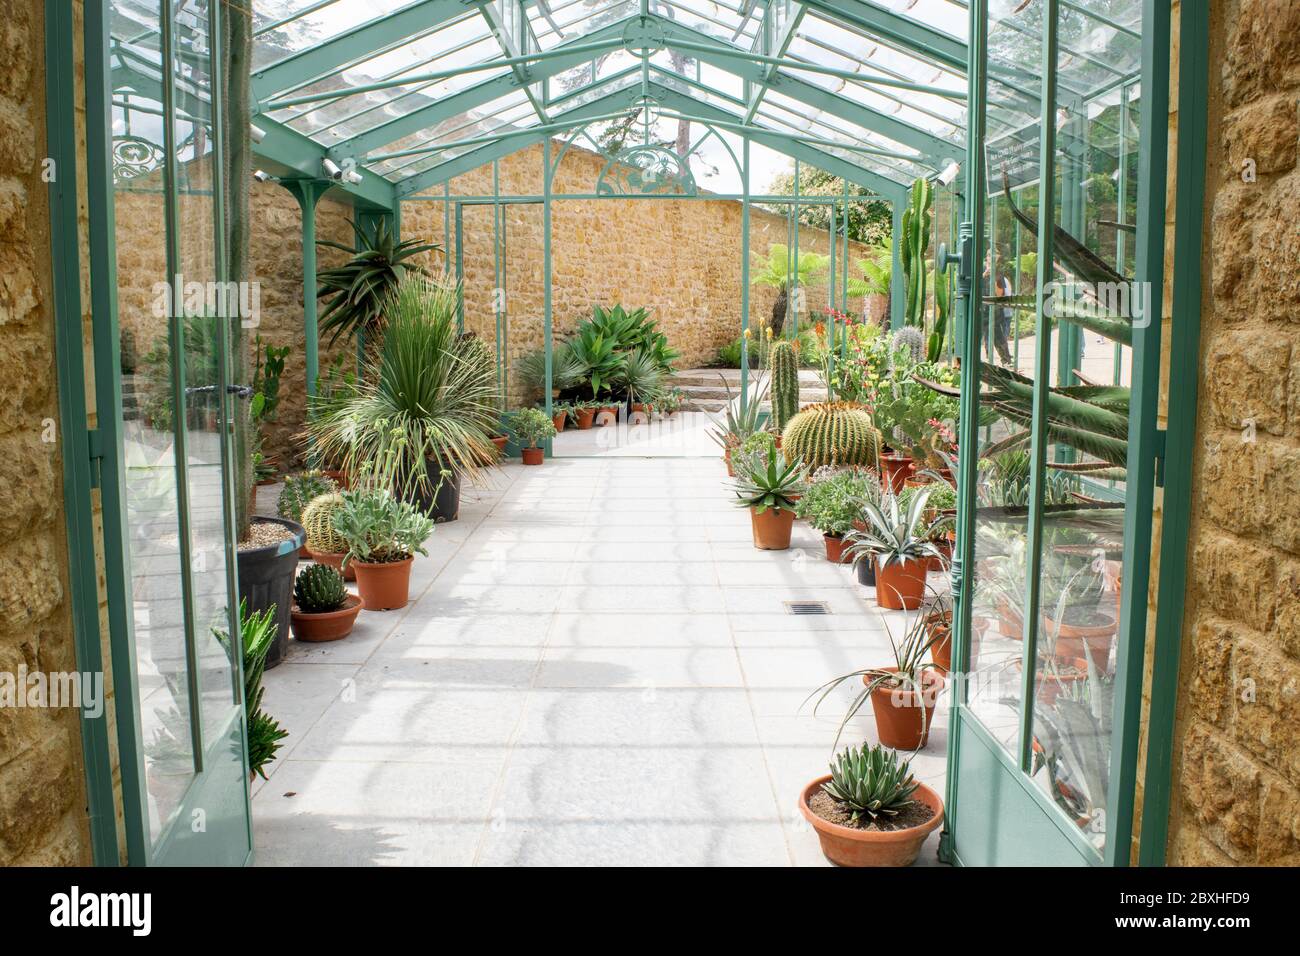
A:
[522,446,544,465]
[824,534,847,564]
[879,453,913,494]
[867,666,945,750]
[314,550,356,582]
[1017,657,1089,706]
[926,611,953,673]
[874,556,928,610]
[750,506,795,550]
[290,595,363,643]
[1043,614,1117,672]
[799,775,944,867]
[352,555,414,611]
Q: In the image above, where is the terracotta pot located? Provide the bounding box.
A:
[1016,657,1089,706]
[995,598,1022,639]
[522,446,544,466]
[874,556,928,610]
[552,412,567,432]
[575,407,596,429]
[297,544,313,560]
[904,475,931,489]
[879,453,913,494]
[750,506,795,550]
[630,402,653,420]
[868,666,945,750]
[724,446,736,477]
[824,533,847,564]
[352,555,414,611]
[314,550,356,582]
[322,468,350,491]
[290,595,362,643]
[927,613,953,673]
[491,435,508,454]
[595,405,619,426]
[799,775,944,867]
[1043,614,1116,672]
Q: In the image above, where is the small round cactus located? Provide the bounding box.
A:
[768,339,799,433]
[301,492,348,555]
[890,326,925,367]
[782,402,879,470]
[278,470,339,523]
[294,563,347,614]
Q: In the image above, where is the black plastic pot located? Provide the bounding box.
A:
[236,516,305,669]
[855,555,876,587]
[414,458,461,523]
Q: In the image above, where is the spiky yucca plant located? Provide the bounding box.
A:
[782,402,879,470]
[316,219,437,346]
[769,339,799,432]
[294,563,347,614]
[823,743,920,823]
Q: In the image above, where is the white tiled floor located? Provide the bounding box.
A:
[254,455,950,867]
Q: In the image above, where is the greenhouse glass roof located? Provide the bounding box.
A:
[106,0,1146,207]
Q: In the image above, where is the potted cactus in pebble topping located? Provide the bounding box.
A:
[507,407,557,465]
[301,491,354,581]
[290,564,362,643]
[799,742,944,867]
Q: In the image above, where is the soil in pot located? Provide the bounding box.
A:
[236,517,306,669]
[750,506,795,550]
[352,555,414,611]
[799,776,943,867]
[522,446,544,465]
[314,550,356,582]
[875,556,928,610]
[824,534,847,564]
[868,667,945,750]
[290,595,362,643]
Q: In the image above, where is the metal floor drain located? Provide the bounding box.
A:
[785,601,831,615]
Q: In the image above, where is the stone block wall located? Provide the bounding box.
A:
[0,0,93,866]
[1166,0,1300,865]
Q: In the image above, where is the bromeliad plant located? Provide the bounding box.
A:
[822,743,920,824]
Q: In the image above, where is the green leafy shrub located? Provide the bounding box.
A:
[796,469,875,536]
[507,407,557,448]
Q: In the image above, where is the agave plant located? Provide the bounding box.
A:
[843,486,943,571]
[315,219,438,346]
[822,743,920,824]
[212,600,287,779]
[309,277,499,502]
[615,348,665,406]
[706,372,770,451]
[731,452,807,514]
[1034,657,1112,827]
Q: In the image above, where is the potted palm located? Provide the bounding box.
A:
[289,564,362,643]
[796,469,875,562]
[310,277,499,524]
[808,603,946,750]
[507,408,556,465]
[731,452,807,550]
[844,487,942,610]
[799,742,943,867]
[333,433,436,610]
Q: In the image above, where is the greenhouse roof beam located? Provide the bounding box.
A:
[797,0,966,72]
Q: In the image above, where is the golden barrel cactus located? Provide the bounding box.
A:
[301,492,348,555]
[781,402,879,470]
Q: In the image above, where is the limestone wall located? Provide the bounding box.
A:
[1165,0,1300,865]
[0,0,93,866]
[400,141,872,407]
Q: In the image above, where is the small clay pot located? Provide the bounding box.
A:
[491,435,508,454]
[874,556,928,610]
[750,506,795,550]
[824,534,847,564]
[879,454,913,494]
[595,406,619,426]
[352,555,414,610]
[867,666,945,750]
[799,775,944,867]
[1043,614,1117,672]
[575,407,596,429]
[552,412,567,432]
[314,550,355,582]
[522,446,544,466]
[290,595,362,643]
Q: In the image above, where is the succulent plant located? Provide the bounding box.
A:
[768,339,799,433]
[301,492,348,555]
[891,325,925,367]
[293,563,348,614]
[278,470,339,523]
[781,402,879,470]
[823,742,919,824]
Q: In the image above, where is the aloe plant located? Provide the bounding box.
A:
[315,219,437,346]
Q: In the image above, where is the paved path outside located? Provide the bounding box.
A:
[254,456,949,866]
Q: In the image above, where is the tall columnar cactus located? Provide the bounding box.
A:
[781,402,880,470]
[293,563,347,614]
[769,339,799,432]
[900,177,932,329]
[301,492,348,555]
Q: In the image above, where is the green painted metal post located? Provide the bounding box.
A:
[542,141,553,456]
[890,199,904,329]
[791,159,800,337]
[284,180,323,396]
[740,137,751,418]
[455,201,465,332]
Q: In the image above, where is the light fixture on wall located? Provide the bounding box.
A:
[249,123,266,144]
[935,160,960,186]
